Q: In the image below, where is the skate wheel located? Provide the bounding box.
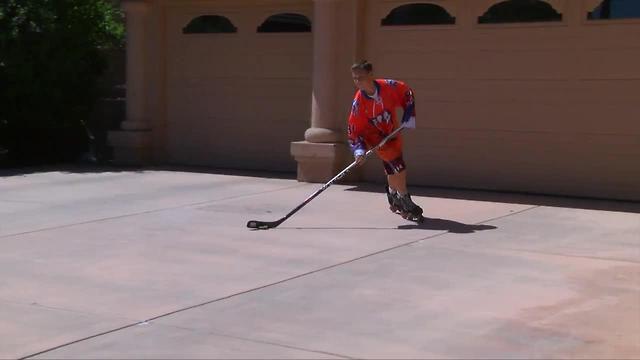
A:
[401,212,423,223]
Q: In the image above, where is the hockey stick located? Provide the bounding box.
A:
[247,125,405,230]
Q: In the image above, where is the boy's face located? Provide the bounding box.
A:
[352,69,374,91]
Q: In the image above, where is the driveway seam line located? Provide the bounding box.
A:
[1,183,310,239]
[155,323,353,359]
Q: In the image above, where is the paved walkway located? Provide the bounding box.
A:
[1,165,639,359]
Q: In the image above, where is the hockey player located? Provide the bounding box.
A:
[347,60,423,222]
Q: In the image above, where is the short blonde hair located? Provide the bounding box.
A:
[351,60,373,73]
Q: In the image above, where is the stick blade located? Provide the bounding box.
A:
[246,219,282,230]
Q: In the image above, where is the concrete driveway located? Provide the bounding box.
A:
[1,165,639,359]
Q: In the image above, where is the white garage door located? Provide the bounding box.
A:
[362,0,640,200]
[165,2,312,172]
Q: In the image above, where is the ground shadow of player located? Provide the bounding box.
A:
[398,217,497,234]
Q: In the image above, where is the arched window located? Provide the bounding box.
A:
[257,13,311,33]
[381,3,456,25]
[183,15,237,34]
[478,0,562,24]
[588,0,640,20]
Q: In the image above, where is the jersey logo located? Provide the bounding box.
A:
[385,79,398,87]
[369,109,392,129]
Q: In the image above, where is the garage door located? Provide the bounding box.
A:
[361,0,640,200]
[165,2,312,172]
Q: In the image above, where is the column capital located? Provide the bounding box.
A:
[121,0,151,14]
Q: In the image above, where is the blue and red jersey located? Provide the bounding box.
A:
[347,79,416,161]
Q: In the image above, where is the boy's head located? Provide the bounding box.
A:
[351,60,375,92]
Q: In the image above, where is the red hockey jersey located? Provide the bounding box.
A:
[347,79,416,160]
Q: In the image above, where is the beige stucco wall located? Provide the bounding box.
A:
[131,0,639,200]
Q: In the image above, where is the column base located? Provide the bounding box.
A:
[304,127,343,143]
[290,141,359,183]
[108,130,153,165]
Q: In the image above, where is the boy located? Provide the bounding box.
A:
[348,60,423,222]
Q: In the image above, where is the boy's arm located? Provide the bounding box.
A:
[396,81,416,129]
[348,98,367,160]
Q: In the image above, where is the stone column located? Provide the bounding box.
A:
[291,0,355,182]
[108,0,153,164]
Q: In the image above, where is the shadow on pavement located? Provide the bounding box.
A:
[398,218,498,233]
[279,219,497,233]
[344,182,640,214]
[0,163,143,177]
[0,163,296,180]
[3,164,637,215]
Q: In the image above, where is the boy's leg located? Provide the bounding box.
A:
[382,155,423,220]
[382,155,408,194]
[387,170,408,195]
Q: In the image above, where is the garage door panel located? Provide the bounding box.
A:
[251,36,312,53]
[403,129,640,171]
[165,3,312,172]
[166,107,307,169]
[577,49,640,79]
[376,51,461,79]
[401,129,640,197]
[167,55,203,84]
[421,101,640,136]
[167,58,219,84]
[577,79,640,103]
[167,84,244,120]
[575,26,640,49]
[408,78,640,106]
[461,79,640,105]
[375,31,466,53]
[248,101,310,124]
[202,55,253,79]
[375,26,572,53]
[168,54,252,83]
[362,1,639,199]
[168,82,310,131]
[379,49,582,81]
[205,118,297,171]
[167,33,245,78]
[169,36,241,55]
[468,28,573,51]
[254,53,312,79]
[468,50,578,80]
[247,78,311,94]
[244,79,311,121]
[167,120,213,165]
[382,77,639,135]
